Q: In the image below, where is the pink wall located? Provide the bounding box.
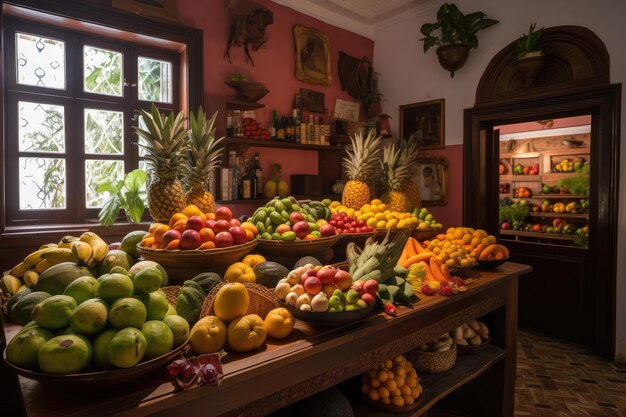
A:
[421,145,463,228]
[176,0,374,218]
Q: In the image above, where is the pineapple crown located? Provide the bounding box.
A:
[398,134,421,177]
[135,103,188,182]
[382,140,410,191]
[186,107,224,186]
[343,130,383,184]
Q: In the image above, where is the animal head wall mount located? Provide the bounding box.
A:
[224,0,274,66]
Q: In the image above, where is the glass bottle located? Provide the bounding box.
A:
[233,110,243,138]
[270,110,277,140]
[253,152,263,199]
[242,159,255,200]
[277,116,286,141]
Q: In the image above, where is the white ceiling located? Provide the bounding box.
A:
[271,0,435,39]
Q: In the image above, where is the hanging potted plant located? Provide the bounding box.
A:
[513,23,547,87]
[420,3,499,77]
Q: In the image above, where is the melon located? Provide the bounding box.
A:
[9,291,51,325]
[253,262,289,288]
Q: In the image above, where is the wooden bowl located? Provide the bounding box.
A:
[3,342,188,392]
[361,390,423,413]
[412,228,440,242]
[255,235,341,269]
[331,231,376,263]
[457,335,491,355]
[279,300,375,326]
[224,80,269,102]
[137,240,258,283]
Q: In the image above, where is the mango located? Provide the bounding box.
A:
[134,290,170,321]
[141,320,173,360]
[63,276,99,305]
[97,273,134,303]
[32,295,77,329]
[38,335,92,374]
[6,325,54,369]
[92,328,117,370]
[70,298,109,335]
[132,266,163,294]
[162,315,190,347]
[109,298,147,329]
[107,328,146,368]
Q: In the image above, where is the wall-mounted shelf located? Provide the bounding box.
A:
[499,230,577,241]
[225,137,344,152]
[526,212,589,219]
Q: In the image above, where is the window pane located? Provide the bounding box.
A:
[16,32,65,89]
[19,157,66,209]
[138,56,172,103]
[138,160,149,194]
[19,102,65,153]
[85,160,124,208]
[84,45,122,96]
[85,109,123,154]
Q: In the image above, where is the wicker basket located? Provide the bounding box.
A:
[408,342,457,374]
[161,285,182,308]
[200,282,278,319]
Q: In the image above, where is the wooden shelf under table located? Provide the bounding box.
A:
[2,263,531,417]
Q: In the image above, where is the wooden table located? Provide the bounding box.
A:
[2,262,531,417]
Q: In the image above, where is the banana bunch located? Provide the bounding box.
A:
[1,232,108,296]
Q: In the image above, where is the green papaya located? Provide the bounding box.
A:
[34,262,94,295]
[32,295,77,329]
[6,325,54,369]
[97,250,134,276]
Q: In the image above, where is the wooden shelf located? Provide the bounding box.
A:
[499,230,577,241]
[217,194,339,206]
[527,212,589,219]
[500,152,540,159]
[225,137,344,152]
[346,345,505,417]
[225,101,265,111]
[541,148,590,156]
[499,175,512,181]
[509,174,541,181]
[537,194,588,199]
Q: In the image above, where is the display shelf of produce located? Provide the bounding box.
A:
[541,172,582,179]
[526,212,589,219]
[541,148,591,157]
[345,345,505,417]
[225,137,345,152]
[499,175,512,181]
[509,175,541,182]
[499,230,577,241]
[225,101,265,111]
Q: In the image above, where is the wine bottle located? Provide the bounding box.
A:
[253,152,263,199]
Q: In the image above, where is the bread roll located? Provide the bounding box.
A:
[469,320,481,332]
[463,327,475,339]
[469,335,482,346]
[478,321,489,335]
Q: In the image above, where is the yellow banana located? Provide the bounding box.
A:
[24,247,55,268]
[71,241,93,265]
[58,235,80,249]
[0,275,22,295]
[35,259,52,274]
[10,262,28,278]
[41,247,75,265]
[39,243,58,250]
[80,232,108,267]
[23,270,39,287]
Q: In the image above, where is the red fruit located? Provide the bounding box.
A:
[361,293,376,305]
[214,220,230,233]
[229,218,241,227]
[422,284,435,296]
[275,224,292,235]
[303,276,322,295]
[319,224,336,237]
[306,268,318,277]
[452,277,465,286]
[214,232,234,248]
[228,226,247,245]
[292,221,311,239]
[186,215,204,231]
[162,229,182,246]
[317,268,335,285]
[383,303,397,316]
[205,219,217,230]
[180,229,202,250]
[333,270,352,290]
[351,281,364,296]
[438,286,453,296]
[289,211,305,225]
[300,272,310,286]
[198,228,214,243]
[363,279,379,296]
[215,207,232,221]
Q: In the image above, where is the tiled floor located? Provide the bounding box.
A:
[515,330,626,417]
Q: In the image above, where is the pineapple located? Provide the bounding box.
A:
[185,107,224,213]
[380,135,421,212]
[342,130,383,209]
[135,103,189,223]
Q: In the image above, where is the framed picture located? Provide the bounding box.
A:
[399,99,445,149]
[415,156,448,206]
[293,25,332,86]
[112,0,178,23]
[299,88,325,113]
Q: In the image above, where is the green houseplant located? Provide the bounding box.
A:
[420,3,499,77]
[97,169,148,226]
[513,23,548,86]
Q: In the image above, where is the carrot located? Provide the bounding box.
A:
[402,252,435,269]
[405,238,417,258]
[418,261,436,281]
[398,244,409,265]
[430,257,450,283]
[413,238,425,254]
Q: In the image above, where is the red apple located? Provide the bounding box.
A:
[321,284,335,298]
[205,219,217,230]
[351,281,365,297]
[186,215,204,231]
[214,231,234,248]
[523,166,530,175]
[303,276,322,295]
[363,279,379,296]
[276,224,291,235]
[292,221,311,239]
[229,226,247,245]
[333,270,352,290]
[289,211,305,225]
[317,268,335,285]
[162,229,181,246]
[361,293,376,305]
[215,207,232,221]
[180,229,201,250]
[229,218,241,227]
[300,272,310,286]
[320,224,336,237]
[306,268,318,277]
[214,219,231,233]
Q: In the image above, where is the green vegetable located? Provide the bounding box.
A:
[97,169,147,226]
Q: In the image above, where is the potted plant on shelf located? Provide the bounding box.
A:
[513,23,547,86]
[97,169,148,226]
[420,3,499,77]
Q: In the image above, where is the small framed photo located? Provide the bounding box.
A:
[415,156,449,206]
[399,99,445,149]
[299,88,325,113]
[293,25,332,86]
[112,0,178,23]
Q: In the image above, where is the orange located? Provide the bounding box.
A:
[367,389,380,401]
[263,307,294,339]
[171,218,188,233]
[227,314,266,352]
[411,387,421,399]
[384,379,397,392]
[153,224,170,243]
[199,241,216,250]
[213,282,249,322]
[391,396,404,407]
[377,370,388,382]
[377,386,390,399]
[394,376,405,388]
[139,236,155,247]
[370,378,381,388]
[244,229,254,241]
[149,223,166,234]
[181,204,206,221]
[400,385,411,395]
[168,213,188,228]
[403,395,414,405]
[199,228,215,243]
[224,262,256,283]
[241,254,266,268]
[380,397,391,405]
[405,376,417,388]
[240,222,258,237]
[189,315,227,354]
[206,212,215,220]
[165,239,180,250]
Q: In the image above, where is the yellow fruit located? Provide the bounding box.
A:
[400,385,412,395]
[385,379,397,392]
[403,395,414,405]
[368,389,380,401]
[391,396,404,407]
[376,220,387,228]
[227,314,266,353]
[241,254,266,268]
[377,370,388,382]
[370,377,381,388]
[189,315,227,354]
[394,376,405,387]
[263,307,294,339]
[405,376,417,388]
[411,386,421,399]
[213,282,249,322]
[378,386,390,399]
[224,262,256,283]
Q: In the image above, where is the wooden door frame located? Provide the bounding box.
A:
[463,85,621,359]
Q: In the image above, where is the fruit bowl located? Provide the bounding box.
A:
[279,299,375,326]
[361,390,423,413]
[255,235,341,269]
[412,227,439,242]
[475,258,508,270]
[373,226,416,243]
[3,342,188,392]
[137,240,258,282]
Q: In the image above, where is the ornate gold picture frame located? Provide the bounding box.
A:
[415,155,448,206]
[400,99,445,149]
[293,25,332,86]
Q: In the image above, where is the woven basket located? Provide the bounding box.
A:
[200,282,278,319]
[407,342,457,374]
[161,285,182,308]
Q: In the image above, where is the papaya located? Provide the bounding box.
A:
[7,289,32,315]
[132,266,163,294]
[120,230,148,258]
[63,276,99,305]
[253,262,289,288]
[6,325,54,369]
[38,334,92,374]
[69,298,109,335]
[182,280,205,297]
[191,272,222,294]
[107,328,146,368]
[97,273,134,303]
[34,262,94,295]
[97,250,134,276]
[32,295,77,329]
[128,261,168,287]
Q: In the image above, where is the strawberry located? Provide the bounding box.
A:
[383,303,397,316]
